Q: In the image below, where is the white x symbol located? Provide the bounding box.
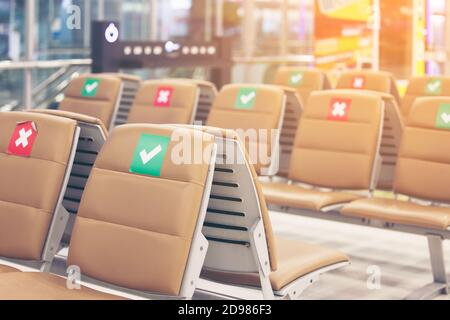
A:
[15,128,33,148]
[157,90,171,103]
[332,102,348,117]
[353,78,364,88]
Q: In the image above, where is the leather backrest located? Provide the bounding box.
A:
[31,109,108,137]
[0,112,77,260]
[394,97,450,202]
[127,80,199,125]
[273,67,329,103]
[160,78,218,124]
[207,84,284,175]
[336,70,400,104]
[67,124,215,296]
[402,76,450,117]
[289,90,383,190]
[60,74,122,130]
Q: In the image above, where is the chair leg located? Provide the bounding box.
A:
[428,235,449,294]
[405,235,449,300]
[258,266,275,300]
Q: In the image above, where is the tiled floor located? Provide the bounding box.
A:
[197,210,450,300]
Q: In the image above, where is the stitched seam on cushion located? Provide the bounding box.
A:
[0,152,69,167]
[133,105,193,110]
[64,94,115,103]
[301,116,374,126]
[399,156,450,167]
[74,216,192,241]
[210,108,278,116]
[294,146,372,157]
[91,167,206,188]
[0,199,52,216]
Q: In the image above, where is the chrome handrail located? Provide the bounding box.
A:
[0,59,92,70]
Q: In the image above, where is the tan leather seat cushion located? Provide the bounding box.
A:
[262,182,362,211]
[401,76,450,117]
[31,109,108,137]
[67,125,215,296]
[0,112,77,260]
[393,99,450,202]
[289,91,383,190]
[203,236,348,292]
[207,84,284,175]
[60,74,121,129]
[0,272,125,300]
[127,80,198,125]
[341,198,450,230]
[0,265,20,273]
[335,71,400,103]
[272,67,327,103]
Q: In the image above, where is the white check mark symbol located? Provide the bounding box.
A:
[140,144,162,165]
[291,74,302,84]
[240,92,256,105]
[428,81,441,92]
[86,82,99,93]
[441,113,450,124]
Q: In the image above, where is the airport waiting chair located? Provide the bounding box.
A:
[177,126,349,300]
[272,67,332,104]
[103,73,142,126]
[126,80,200,125]
[277,87,304,177]
[341,96,450,299]
[401,76,450,118]
[206,84,292,176]
[335,70,401,105]
[0,124,217,300]
[318,89,403,190]
[30,109,108,245]
[0,112,80,273]
[335,71,403,188]
[59,74,123,131]
[160,78,218,124]
[263,91,384,213]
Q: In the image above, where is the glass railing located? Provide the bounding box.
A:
[0,59,91,111]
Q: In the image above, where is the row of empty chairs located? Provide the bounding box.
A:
[273,67,450,118]
[274,68,450,189]
[262,89,450,298]
[6,68,450,299]
[59,74,218,131]
[40,82,290,246]
[0,111,349,299]
[57,69,450,136]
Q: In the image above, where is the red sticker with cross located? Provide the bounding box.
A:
[352,76,365,89]
[153,87,174,107]
[7,121,38,157]
[328,98,352,121]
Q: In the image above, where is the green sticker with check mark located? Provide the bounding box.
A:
[289,72,304,86]
[235,88,257,110]
[436,104,450,130]
[425,79,442,95]
[82,78,101,97]
[130,134,170,177]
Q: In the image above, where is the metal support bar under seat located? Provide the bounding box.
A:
[250,220,275,300]
[405,234,448,300]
